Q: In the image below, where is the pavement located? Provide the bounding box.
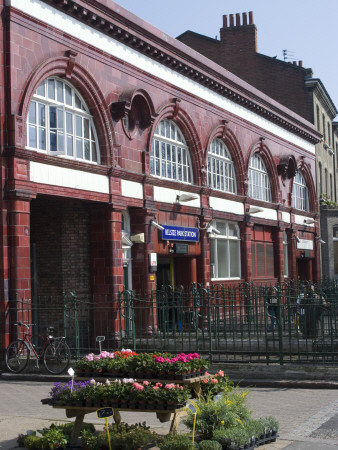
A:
[1,374,338,449]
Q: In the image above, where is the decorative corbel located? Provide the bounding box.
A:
[65,50,78,79]
[172,98,181,119]
[110,100,131,122]
[221,119,229,139]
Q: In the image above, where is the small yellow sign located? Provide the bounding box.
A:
[150,275,155,281]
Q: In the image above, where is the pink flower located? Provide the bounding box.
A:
[218,370,224,377]
[203,379,209,384]
[143,381,149,386]
[153,386,159,390]
[205,372,210,376]
[211,379,218,384]
[85,353,94,361]
[155,356,164,363]
[155,383,163,388]
[132,382,144,391]
[165,383,175,390]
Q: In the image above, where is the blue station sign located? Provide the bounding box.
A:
[161,225,199,242]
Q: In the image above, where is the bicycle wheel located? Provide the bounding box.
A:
[5,339,30,373]
[43,340,71,374]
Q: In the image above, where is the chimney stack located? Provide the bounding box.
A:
[220,11,257,54]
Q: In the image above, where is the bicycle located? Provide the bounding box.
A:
[5,322,71,374]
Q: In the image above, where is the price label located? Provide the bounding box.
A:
[97,407,114,419]
[188,403,197,414]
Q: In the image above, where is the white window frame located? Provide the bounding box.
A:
[292,171,309,211]
[26,77,100,164]
[150,119,193,183]
[248,154,272,202]
[207,138,237,193]
[210,220,241,280]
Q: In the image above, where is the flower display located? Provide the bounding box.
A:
[48,378,190,409]
[199,370,233,400]
[74,351,209,379]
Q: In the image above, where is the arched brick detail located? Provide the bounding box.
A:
[18,56,114,166]
[204,123,246,195]
[146,101,203,184]
[246,139,280,203]
[290,158,317,212]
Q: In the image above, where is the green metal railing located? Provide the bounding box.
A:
[5,280,338,365]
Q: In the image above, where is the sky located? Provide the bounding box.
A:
[114,0,338,118]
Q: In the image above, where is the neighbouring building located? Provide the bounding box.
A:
[0,1,321,350]
[177,11,338,278]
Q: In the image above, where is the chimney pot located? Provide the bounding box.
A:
[223,15,228,28]
[236,13,240,26]
[242,12,248,25]
[293,61,297,65]
[299,60,303,67]
[229,14,234,27]
[248,11,254,24]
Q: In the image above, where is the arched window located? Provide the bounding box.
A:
[150,119,193,183]
[26,77,99,163]
[248,154,271,202]
[292,171,309,211]
[207,138,237,193]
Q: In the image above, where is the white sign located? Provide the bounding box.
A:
[297,239,313,250]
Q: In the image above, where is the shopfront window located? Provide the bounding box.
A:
[207,138,237,193]
[333,226,338,275]
[283,231,289,277]
[210,221,241,279]
[251,226,275,278]
[150,119,193,183]
[26,77,99,163]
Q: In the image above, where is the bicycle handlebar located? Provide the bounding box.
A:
[15,322,35,329]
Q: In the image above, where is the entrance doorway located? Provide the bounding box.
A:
[157,258,174,289]
[297,258,312,281]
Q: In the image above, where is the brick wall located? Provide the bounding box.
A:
[30,197,91,299]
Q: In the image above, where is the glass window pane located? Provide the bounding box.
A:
[75,94,82,109]
[91,142,97,162]
[84,118,89,139]
[49,107,56,128]
[56,80,63,102]
[65,84,72,106]
[50,131,57,151]
[334,241,338,274]
[39,128,46,150]
[29,126,37,148]
[29,102,36,124]
[38,104,45,126]
[217,240,228,278]
[57,109,63,129]
[84,140,90,160]
[36,81,45,97]
[76,139,82,158]
[229,241,240,277]
[48,79,55,100]
[66,112,72,134]
[67,135,73,156]
[75,116,82,137]
[57,132,64,152]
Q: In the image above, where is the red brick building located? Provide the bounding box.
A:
[177,11,338,280]
[0,1,321,348]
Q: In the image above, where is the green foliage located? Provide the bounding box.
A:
[212,426,252,447]
[183,389,251,440]
[320,194,338,207]
[23,435,44,450]
[81,428,102,450]
[198,440,222,450]
[41,427,68,449]
[159,433,197,450]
